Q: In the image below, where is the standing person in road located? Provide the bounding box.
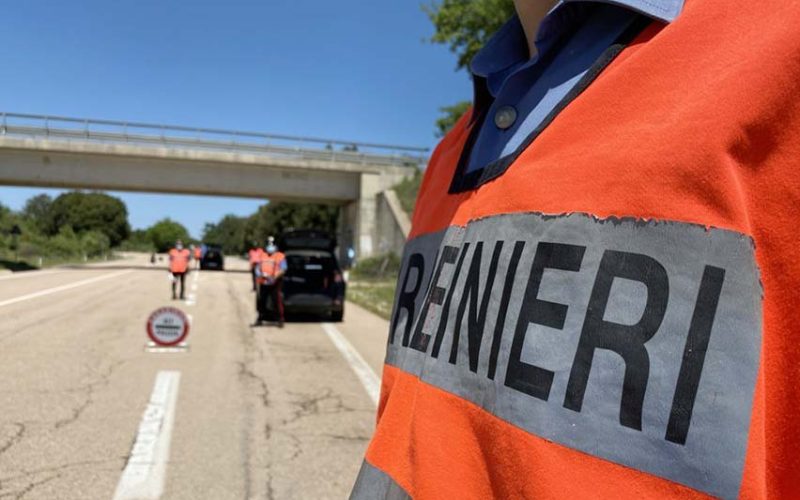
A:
[255,237,287,327]
[352,0,800,499]
[248,241,264,291]
[193,244,202,270]
[168,239,191,300]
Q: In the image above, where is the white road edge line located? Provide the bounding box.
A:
[321,323,380,406]
[113,370,181,500]
[0,269,134,309]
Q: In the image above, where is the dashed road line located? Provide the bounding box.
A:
[0,270,134,309]
[321,323,380,406]
[113,371,181,500]
[184,271,199,306]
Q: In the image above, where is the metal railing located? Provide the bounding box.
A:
[0,112,428,168]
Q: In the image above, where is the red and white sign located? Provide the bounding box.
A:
[146,307,189,347]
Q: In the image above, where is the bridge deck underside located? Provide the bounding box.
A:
[0,137,371,202]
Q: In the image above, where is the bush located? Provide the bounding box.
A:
[393,169,423,215]
[81,230,111,258]
[118,229,156,252]
[351,253,401,281]
[0,196,123,269]
[48,226,83,258]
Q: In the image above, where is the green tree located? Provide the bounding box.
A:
[119,229,156,252]
[47,192,130,246]
[22,194,52,233]
[202,215,248,254]
[435,101,472,138]
[424,0,514,135]
[80,230,111,258]
[0,203,13,252]
[244,202,339,245]
[48,226,82,258]
[424,0,514,71]
[0,202,13,233]
[147,218,190,253]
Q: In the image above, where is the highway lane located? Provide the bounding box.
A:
[0,254,388,499]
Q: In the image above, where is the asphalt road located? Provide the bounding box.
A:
[0,253,389,500]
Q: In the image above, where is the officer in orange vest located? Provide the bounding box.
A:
[168,239,191,300]
[255,237,287,327]
[352,0,800,498]
[193,244,202,269]
[247,241,264,292]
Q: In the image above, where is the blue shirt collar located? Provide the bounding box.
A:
[471,0,684,80]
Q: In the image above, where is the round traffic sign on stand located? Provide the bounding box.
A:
[146,307,190,347]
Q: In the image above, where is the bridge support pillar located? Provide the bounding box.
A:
[347,172,380,259]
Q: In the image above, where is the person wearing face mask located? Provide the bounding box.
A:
[168,239,191,300]
[255,236,287,327]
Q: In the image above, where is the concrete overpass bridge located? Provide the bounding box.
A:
[0,112,425,257]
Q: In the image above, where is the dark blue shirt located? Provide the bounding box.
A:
[464,0,684,174]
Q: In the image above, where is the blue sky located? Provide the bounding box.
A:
[0,0,472,237]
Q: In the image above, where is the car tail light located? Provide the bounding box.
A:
[333,271,343,283]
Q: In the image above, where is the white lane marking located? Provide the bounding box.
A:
[184,272,199,305]
[113,371,181,500]
[321,323,380,406]
[0,270,134,309]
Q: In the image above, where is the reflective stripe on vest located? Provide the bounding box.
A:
[350,461,410,500]
[384,212,759,498]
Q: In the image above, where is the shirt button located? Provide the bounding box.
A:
[494,105,517,130]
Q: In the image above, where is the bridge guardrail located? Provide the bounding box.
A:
[0,112,428,168]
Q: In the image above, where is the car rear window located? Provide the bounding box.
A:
[285,250,336,272]
[281,235,333,251]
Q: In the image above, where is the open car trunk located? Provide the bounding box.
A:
[283,249,339,294]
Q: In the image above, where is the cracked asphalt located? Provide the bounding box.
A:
[0,254,388,499]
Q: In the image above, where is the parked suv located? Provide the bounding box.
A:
[279,230,345,321]
[200,244,224,270]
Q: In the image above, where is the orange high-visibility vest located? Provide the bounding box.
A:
[354,2,800,499]
[259,252,286,280]
[249,248,264,265]
[168,248,190,273]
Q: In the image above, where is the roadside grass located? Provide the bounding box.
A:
[347,279,396,320]
[345,252,401,320]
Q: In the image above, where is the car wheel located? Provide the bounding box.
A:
[331,309,344,322]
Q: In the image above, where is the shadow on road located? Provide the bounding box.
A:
[0,260,39,272]
[250,312,338,326]
[59,264,250,274]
